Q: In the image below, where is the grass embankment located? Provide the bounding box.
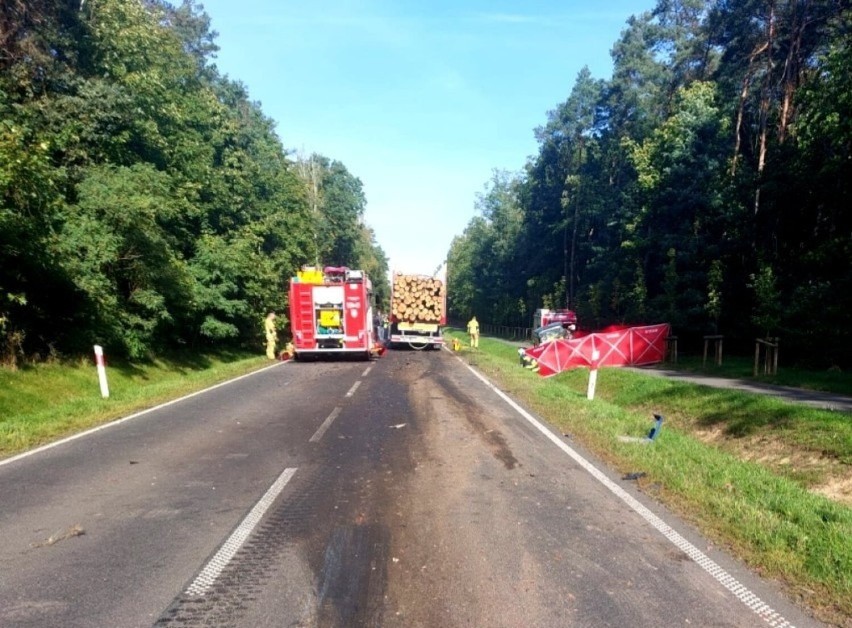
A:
[448,331,852,626]
[0,350,271,459]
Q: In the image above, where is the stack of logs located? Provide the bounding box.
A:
[391,274,444,323]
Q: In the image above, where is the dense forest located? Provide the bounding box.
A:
[0,0,389,362]
[448,0,851,367]
[3,1,849,368]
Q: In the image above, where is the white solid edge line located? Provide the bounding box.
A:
[1,361,286,468]
[453,353,795,628]
[345,381,361,397]
[185,466,297,597]
[310,407,342,443]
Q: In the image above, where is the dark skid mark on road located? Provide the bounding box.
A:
[435,371,519,470]
[317,523,389,627]
[154,363,415,627]
[154,464,336,627]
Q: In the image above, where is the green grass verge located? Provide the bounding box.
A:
[0,350,272,458]
[449,331,852,625]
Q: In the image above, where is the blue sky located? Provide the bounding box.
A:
[198,0,653,276]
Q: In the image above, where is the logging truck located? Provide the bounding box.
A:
[388,271,446,349]
[288,266,375,360]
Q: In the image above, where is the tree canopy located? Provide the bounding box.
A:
[0,0,388,361]
[447,0,851,366]
[4,0,848,366]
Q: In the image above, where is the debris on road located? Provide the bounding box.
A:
[618,414,664,444]
[31,523,85,548]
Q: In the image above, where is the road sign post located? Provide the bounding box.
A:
[587,350,600,400]
[94,345,109,398]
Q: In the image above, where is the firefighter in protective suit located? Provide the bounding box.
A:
[518,347,539,372]
[280,341,295,361]
[264,312,278,360]
[467,316,480,348]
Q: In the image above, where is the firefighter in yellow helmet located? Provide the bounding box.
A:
[518,347,539,372]
[264,311,278,360]
[467,315,480,348]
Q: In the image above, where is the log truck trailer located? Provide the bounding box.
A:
[289,266,375,360]
[388,271,446,349]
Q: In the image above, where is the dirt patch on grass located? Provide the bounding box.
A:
[811,475,852,505]
[694,426,852,507]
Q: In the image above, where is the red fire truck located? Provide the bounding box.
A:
[288,266,375,360]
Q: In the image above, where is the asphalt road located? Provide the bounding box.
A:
[0,349,827,627]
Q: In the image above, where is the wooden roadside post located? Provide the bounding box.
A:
[666,335,678,364]
[754,337,780,376]
[703,335,724,367]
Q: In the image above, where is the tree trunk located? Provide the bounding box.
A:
[731,42,767,177]
[778,0,809,143]
[754,2,776,216]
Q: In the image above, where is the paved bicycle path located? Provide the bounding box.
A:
[628,366,852,413]
[484,335,852,413]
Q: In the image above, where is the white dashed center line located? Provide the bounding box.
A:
[345,381,361,397]
[310,407,342,443]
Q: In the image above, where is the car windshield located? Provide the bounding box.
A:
[534,323,567,342]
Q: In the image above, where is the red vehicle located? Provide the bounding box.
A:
[289,266,375,360]
[533,308,578,332]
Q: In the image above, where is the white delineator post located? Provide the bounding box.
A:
[587,350,600,400]
[94,345,110,398]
